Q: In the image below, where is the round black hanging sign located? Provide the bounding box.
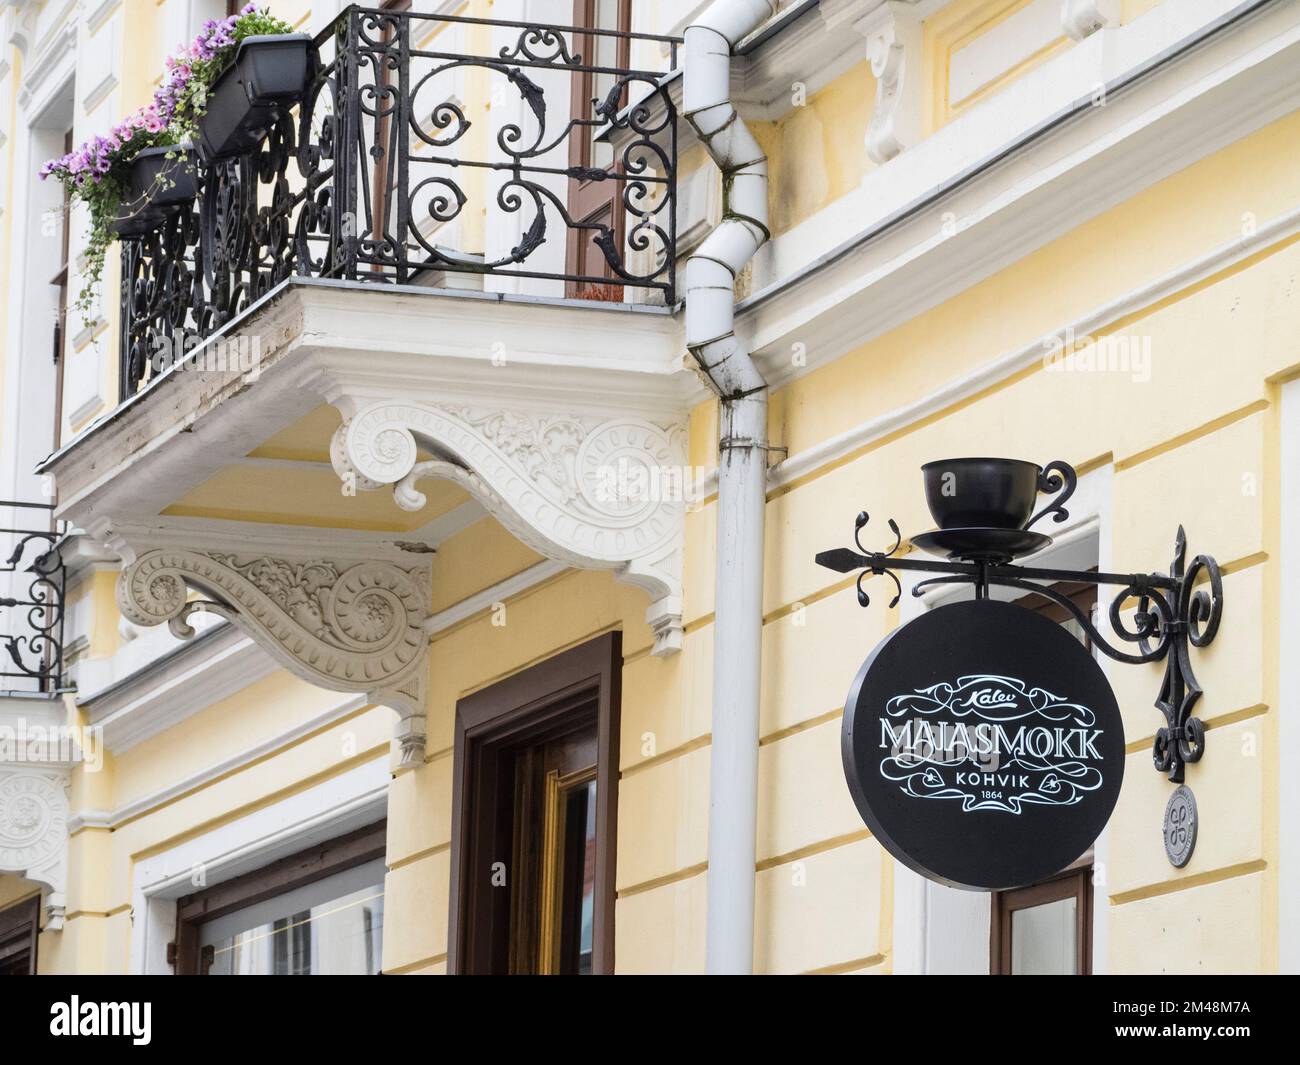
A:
[842,599,1124,891]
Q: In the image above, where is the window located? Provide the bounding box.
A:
[172,822,386,975]
[0,895,40,975]
[566,0,633,300]
[50,127,72,450]
[991,865,1093,975]
[989,580,1099,975]
[449,633,621,974]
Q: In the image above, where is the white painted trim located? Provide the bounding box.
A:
[68,692,371,833]
[424,558,569,636]
[891,464,1114,973]
[1280,377,1300,974]
[128,756,389,974]
[80,625,281,754]
[99,500,487,564]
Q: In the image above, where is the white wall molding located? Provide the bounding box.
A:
[424,558,570,637]
[763,203,1300,493]
[79,623,280,754]
[741,0,1300,377]
[15,14,75,118]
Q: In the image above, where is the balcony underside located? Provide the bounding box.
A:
[43,280,692,765]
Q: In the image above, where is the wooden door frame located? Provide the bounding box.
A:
[990,860,1094,975]
[447,632,622,974]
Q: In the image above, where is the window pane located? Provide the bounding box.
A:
[199,860,385,975]
[1010,896,1077,975]
[573,779,597,974]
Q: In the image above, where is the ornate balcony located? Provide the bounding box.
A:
[118,5,680,398]
[0,502,65,695]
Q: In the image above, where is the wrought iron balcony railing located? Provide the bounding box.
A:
[119,5,680,398]
[0,502,66,694]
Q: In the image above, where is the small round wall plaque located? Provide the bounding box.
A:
[1162,784,1197,868]
[842,599,1125,891]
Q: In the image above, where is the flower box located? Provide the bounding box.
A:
[129,143,199,206]
[197,33,315,159]
[109,144,198,237]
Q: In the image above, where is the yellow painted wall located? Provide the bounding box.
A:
[751,62,877,237]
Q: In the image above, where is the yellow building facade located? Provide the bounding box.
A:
[0,0,1296,975]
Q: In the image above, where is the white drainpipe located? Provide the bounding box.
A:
[683,0,775,975]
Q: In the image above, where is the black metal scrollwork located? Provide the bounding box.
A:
[1027,459,1078,530]
[816,521,1222,783]
[1,503,65,692]
[118,9,680,399]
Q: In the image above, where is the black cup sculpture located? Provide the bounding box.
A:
[913,457,1077,562]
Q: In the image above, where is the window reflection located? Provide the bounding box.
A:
[200,862,385,976]
[1010,897,1078,975]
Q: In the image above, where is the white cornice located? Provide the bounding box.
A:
[79,623,281,754]
[16,16,74,116]
[762,203,1300,494]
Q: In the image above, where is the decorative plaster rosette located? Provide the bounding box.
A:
[0,769,70,930]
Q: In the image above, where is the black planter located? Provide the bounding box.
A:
[110,144,198,238]
[128,144,198,206]
[197,33,315,159]
[922,457,1041,530]
[109,205,169,238]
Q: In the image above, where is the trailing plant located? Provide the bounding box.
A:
[162,4,296,147]
[40,3,294,321]
[38,109,177,321]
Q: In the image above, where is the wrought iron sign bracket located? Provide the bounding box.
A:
[817,512,1223,786]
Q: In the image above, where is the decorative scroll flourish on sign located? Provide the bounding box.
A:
[878,674,1106,814]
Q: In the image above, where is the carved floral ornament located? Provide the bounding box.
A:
[116,549,433,767]
[0,769,70,931]
[331,400,688,656]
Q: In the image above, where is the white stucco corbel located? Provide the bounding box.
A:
[115,548,434,768]
[828,0,924,165]
[331,400,688,657]
[0,767,71,930]
[1061,0,1119,42]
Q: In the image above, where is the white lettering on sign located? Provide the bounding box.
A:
[876,674,1106,814]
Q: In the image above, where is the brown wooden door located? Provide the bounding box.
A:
[449,634,621,974]
[566,0,632,300]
